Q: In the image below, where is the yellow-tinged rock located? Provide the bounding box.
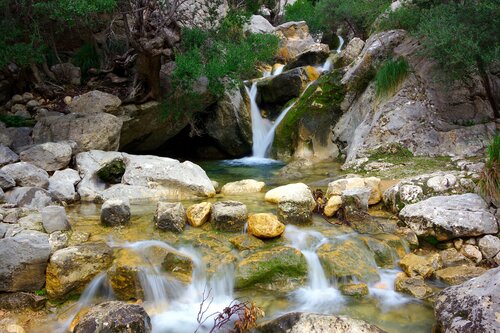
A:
[248,213,285,239]
[395,272,433,299]
[327,177,382,205]
[399,253,441,278]
[324,195,342,217]
[305,66,320,81]
[186,202,211,227]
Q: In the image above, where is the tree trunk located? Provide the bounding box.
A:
[131,52,162,102]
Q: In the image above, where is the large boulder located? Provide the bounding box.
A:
[264,183,315,208]
[243,15,274,34]
[257,312,386,333]
[76,151,215,202]
[248,213,285,239]
[100,199,131,227]
[70,90,121,114]
[399,193,498,241]
[32,112,123,153]
[0,145,19,166]
[284,44,330,71]
[274,21,317,60]
[221,179,265,195]
[211,201,248,232]
[478,235,500,260]
[434,267,499,333]
[48,168,81,202]
[0,231,50,292]
[5,187,59,209]
[435,266,488,285]
[0,170,15,190]
[73,301,152,333]
[19,142,73,171]
[46,242,113,299]
[154,202,186,233]
[204,87,252,157]
[1,162,49,188]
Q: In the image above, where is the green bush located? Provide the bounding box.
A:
[284,0,323,32]
[375,58,410,98]
[72,42,101,75]
[0,114,36,128]
[480,134,500,206]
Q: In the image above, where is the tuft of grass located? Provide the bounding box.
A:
[479,134,500,206]
[72,42,100,76]
[0,114,36,127]
[375,57,410,98]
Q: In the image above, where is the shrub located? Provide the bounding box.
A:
[72,42,101,76]
[375,58,409,98]
[479,134,500,206]
[0,114,36,128]
[284,0,323,32]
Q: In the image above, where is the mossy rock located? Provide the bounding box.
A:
[360,236,399,268]
[107,249,144,301]
[235,246,307,290]
[162,252,194,283]
[97,158,126,184]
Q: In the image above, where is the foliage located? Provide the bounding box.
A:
[0,114,36,128]
[479,134,500,206]
[72,42,101,75]
[284,0,322,32]
[0,20,46,69]
[32,0,116,26]
[375,58,410,98]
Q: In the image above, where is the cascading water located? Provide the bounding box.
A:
[284,225,345,312]
[337,35,345,53]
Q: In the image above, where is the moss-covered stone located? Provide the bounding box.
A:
[360,236,398,268]
[162,252,194,283]
[235,246,307,290]
[97,159,126,184]
[340,283,369,297]
[107,249,144,301]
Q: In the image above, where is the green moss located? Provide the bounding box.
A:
[273,70,345,158]
[97,158,126,184]
[0,114,36,127]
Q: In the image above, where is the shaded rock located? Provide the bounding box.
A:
[395,273,433,299]
[154,202,186,233]
[340,283,369,297]
[435,267,499,333]
[17,213,44,233]
[1,162,49,188]
[96,158,125,184]
[339,37,365,66]
[248,213,285,239]
[0,145,19,166]
[162,252,194,283]
[100,199,131,227]
[360,236,400,267]
[478,235,500,259]
[0,171,15,190]
[324,195,342,217]
[0,187,4,203]
[277,200,313,225]
[221,179,265,195]
[284,44,330,70]
[19,142,72,171]
[0,231,50,292]
[48,168,81,203]
[399,253,441,278]
[256,67,313,106]
[71,90,121,114]
[257,312,386,333]
[49,231,69,254]
[274,21,317,60]
[341,188,371,217]
[41,205,70,233]
[0,292,46,311]
[51,63,81,85]
[230,234,265,251]
[186,202,211,227]
[399,194,498,241]
[211,201,248,232]
[439,248,471,268]
[5,127,33,153]
[73,301,151,333]
[461,244,482,263]
[435,266,487,285]
[32,113,123,154]
[243,15,274,34]
[46,242,113,299]
[5,187,59,209]
[235,246,307,290]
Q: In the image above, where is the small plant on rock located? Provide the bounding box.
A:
[375,57,410,98]
[479,134,500,206]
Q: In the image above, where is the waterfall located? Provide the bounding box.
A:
[285,226,345,312]
[337,35,345,53]
[245,83,273,159]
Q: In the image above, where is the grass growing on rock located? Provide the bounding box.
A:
[479,134,500,205]
[375,57,410,98]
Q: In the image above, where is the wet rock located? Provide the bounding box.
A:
[257,312,386,333]
[235,246,307,290]
[399,194,498,241]
[439,248,471,267]
[46,242,113,299]
[154,202,186,233]
[33,113,123,153]
[0,145,19,166]
[340,283,369,297]
[248,213,285,239]
[71,90,121,114]
[162,252,194,283]
[243,15,274,34]
[50,63,81,85]
[221,179,265,195]
[19,142,72,171]
[0,292,46,311]
[360,236,399,268]
[395,273,433,299]
[5,187,59,209]
[41,205,70,233]
[435,266,487,285]
[277,200,313,225]
[48,168,81,203]
[318,239,379,282]
[327,177,382,205]
[341,188,371,217]
[73,301,151,333]
[284,44,330,70]
[0,231,50,292]
[186,202,211,227]
[435,267,499,333]
[399,253,441,278]
[211,201,248,232]
[230,234,265,251]
[96,158,125,184]
[1,162,49,189]
[107,249,144,301]
[100,199,131,227]
[324,195,342,217]
[461,244,482,263]
[0,171,15,190]
[256,67,313,106]
[478,235,500,260]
